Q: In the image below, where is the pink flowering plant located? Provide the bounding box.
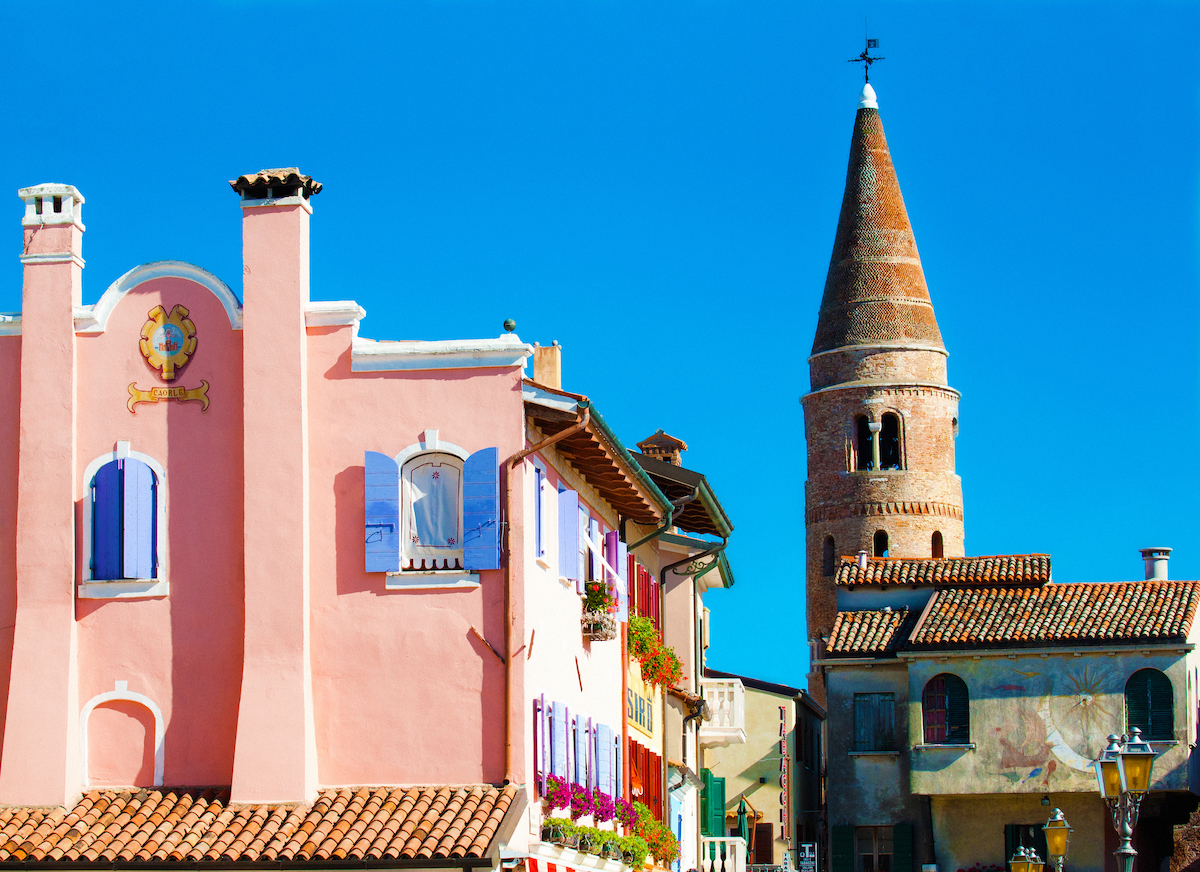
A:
[591,788,616,823]
[569,782,595,820]
[616,797,637,829]
[543,775,571,812]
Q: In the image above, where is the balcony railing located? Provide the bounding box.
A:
[699,679,746,746]
[700,838,747,872]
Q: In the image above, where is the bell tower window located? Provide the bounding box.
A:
[932,531,944,559]
[855,415,874,471]
[880,413,902,469]
[823,536,836,576]
[873,530,889,558]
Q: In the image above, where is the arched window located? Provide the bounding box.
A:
[822,536,835,577]
[855,415,873,471]
[873,530,889,558]
[90,457,159,581]
[923,674,969,744]
[880,413,901,469]
[1126,668,1173,740]
[931,531,944,559]
[402,452,464,570]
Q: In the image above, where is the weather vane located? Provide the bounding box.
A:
[847,37,884,83]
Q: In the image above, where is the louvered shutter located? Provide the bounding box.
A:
[463,447,500,570]
[121,458,156,579]
[945,675,970,744]
[534,467,545,558]
[616,540,629,621]
[893,824,914,872]
[699,769,711,835]
[853,695,873,751]
[830,826,854,872]
[577,506,589,591]
[535,695,546,794]
[596,724,612,794]
[551,702,567,777]
[558,490,580,581]
[364,452,400,572]
[92,460,122,580]
[710,775,726,837]
[614,734,622,798]
[1150,671,1174,740]
[575,715,588,784]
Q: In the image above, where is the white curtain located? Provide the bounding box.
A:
[406,459,461,548]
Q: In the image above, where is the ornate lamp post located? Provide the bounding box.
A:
[1095,729,1157,872]
[1042,808,1072,872]
[1009,845,1044,872]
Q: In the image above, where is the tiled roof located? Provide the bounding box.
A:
[912,581,1200,649]
[836,555,1051,587]
[811,99,943,355]
[229,168,323,197]
[0,785,517,865]
[827,608,909,655]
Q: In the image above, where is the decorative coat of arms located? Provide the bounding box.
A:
[128,304,209,413]
[139,304,197,380]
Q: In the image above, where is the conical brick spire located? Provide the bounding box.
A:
[811,84,944,355]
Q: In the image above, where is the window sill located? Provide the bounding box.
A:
[913,743,976,751]
[78,580,169,599]
[385,571,480,590]
[848,750,900,757]
[536,557,552,571]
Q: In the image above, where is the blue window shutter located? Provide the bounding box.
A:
[92,460,122,580]
[535,694,545,795]
[587,517,600,581]
[614,736,622,797]
[464,447,500,570]
[557,490,579,581]
[605,531,630,621]
[364,451,400,572]
[565,705,572,782]
[587,717,595,789]
[577,506,589,592]
[597,724,612,794]
[122,458,156,579]
[534,466,545,558]
[551,702,567,777]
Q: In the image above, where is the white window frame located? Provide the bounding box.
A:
[386,430,479,590]
[79,441,169,599]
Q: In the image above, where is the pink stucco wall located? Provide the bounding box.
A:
[0,336,19,759]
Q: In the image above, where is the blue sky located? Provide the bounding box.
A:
[1,2,1197,689]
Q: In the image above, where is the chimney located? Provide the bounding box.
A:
[1140,547,1171,581]
[857,550,868,570]
[533,341,562,389]
[637,429,688,466]
[229,168,322,803]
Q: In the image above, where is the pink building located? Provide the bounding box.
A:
[0,171,740,872]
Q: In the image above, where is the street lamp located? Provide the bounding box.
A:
[1042,808,1072,872]
[1009,846,1044,872]
[1095,729,1157,872]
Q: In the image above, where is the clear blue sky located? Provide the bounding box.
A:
[1,2,1197,689]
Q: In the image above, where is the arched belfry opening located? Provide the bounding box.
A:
[855,415,873,471]
[873,530,889,558]
[881,413,901,469]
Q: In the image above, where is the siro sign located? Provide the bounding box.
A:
[627,685,654,735]
[625,658,661,740]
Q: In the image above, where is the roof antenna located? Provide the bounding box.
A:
[847,31,884,83]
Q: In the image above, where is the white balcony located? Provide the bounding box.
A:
[700,837,748,872]
[699,679,746,746]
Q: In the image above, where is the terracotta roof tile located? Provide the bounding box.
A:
[0,785,516,865]
[835,554,1051,587]
[912,581,1200,648]
[228,168,323,198]
[827,608,910,655]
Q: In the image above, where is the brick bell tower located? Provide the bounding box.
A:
[802,84,964,700]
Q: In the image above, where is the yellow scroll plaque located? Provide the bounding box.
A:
[139,304,197,380]
[127,381,210,413]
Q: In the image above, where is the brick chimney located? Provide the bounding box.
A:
[637,429,688,466]
[0,184,86,804]
[229,168,321,803]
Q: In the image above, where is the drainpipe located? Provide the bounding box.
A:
[502,404,591,784]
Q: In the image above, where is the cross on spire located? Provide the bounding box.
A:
[847,38,884,83]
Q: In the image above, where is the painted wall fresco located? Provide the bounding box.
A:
[908,652,1193,795]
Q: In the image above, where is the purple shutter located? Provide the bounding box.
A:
[596,723,612,795]
[92,460,122,580]
[588,717,595,789]
[575,715,587,784]
[565,705,572,782]
[605,530,630,621]
[577,507,590,593]
[587,517,600,583]
[538,693,547,794]
[464,447,500,570]
[122,458,156,579]
[616,540,629,621]
[552,702,567,777]
[614,736,622,797]
[365,451,400,572]
[558,489,579,581]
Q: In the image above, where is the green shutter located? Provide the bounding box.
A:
[946,675,970,744]
[1127,669,1173,740]
[700,769,712,836]
[831,826,854,872]
[893,824,914,872]
[710,776,727,837]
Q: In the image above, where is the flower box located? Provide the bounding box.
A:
[582,610,618,641]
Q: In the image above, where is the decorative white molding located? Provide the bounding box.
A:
[80,680,165,787]
[77,261,242,334]
[0,314,19,337]
[20,252,85,268]
[395,437,469,466]
[385,571,480,590]
[80,445,167,589]
[808,342,949,361]
[304,300,365,327]
[18,183,84,230]
[351,334,534,372]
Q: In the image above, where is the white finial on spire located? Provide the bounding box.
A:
[858,83,878,110]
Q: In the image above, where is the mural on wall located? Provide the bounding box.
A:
[992,665,1114,788]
